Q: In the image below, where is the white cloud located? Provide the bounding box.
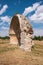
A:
[0,16,11,22]
[35,5,43,14]
[1,26,9,30]
[23,2,43,23]
[33,28,43,36]
[29,13,43,23]
[23,7,33,16]
[0,4,10,25]
[0,4,8,15]
[23,2,40,16]
[32,5,43,23]
[0,30,9,37]
[32,2,40,10]
[0,16,11,26]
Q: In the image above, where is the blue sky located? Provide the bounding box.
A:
[0,0,43,36]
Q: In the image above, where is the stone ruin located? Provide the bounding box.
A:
[9,14,34,51]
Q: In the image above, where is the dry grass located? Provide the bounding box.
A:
[0,40,43,65]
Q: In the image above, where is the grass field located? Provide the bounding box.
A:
[0,40,43,65]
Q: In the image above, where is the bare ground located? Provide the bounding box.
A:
[0,40,43,65]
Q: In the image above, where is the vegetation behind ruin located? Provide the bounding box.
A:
[32,36,43,40]
[0,36,43,41]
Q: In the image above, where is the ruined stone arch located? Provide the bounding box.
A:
[9,14,34,51]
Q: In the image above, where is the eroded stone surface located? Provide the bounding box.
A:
[9,14,34,51]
